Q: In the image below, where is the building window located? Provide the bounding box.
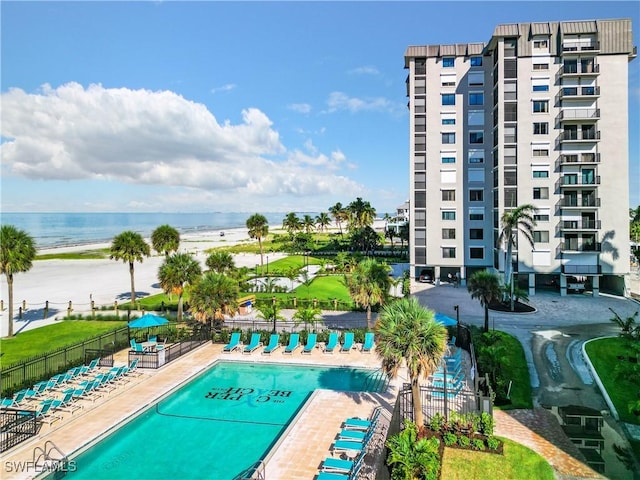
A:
[469,93,484,105]
[442,190,456,201]
[470,228,484,240]
[442,133,456,144]
[534,213,550,221]
[470,211,484,221]
[533,148,549,157]
[469,150,484,164]
[533,63,549,70]
[533,231,549,243]
[442,94,455,106]
[443,57,455,67]
[442,228,456,239]
[533,122,549,135]
[532,84,549,92]
[442,247,456,258]
[533,100,549,113]
[533,170,549,178]
[442,211,456,220]
[442,157,456,164]
[469,189,484,202]
[533,187,549,199]
[470,56,482,67]
[442,118,456,125]
[533,40,548,48]
[469,132,484,144]
[470,247,484,259]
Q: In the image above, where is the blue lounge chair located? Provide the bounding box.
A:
[283,333,300,354]
[331,425,375,456]
[148,335,157,343]
[79,358,100,375]
[243,333,263,354]
[46,389,82,414]
[302,333,317,354]
[1,397,15,408]
[222,332,242,353]
[320,449,366,476]
[340,332,354,353]
[324,332,339,353]
[343,406,382,431]
[130,339,138,350]
[28,401,63,425]
[262,334,281,355]
[361,332,375,353]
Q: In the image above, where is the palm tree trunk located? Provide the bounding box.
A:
[484,304,489,333]
[129,261,136,303]
[258,238,264,270]
[366,305,372,330]
[504,243,512,305]
[411,377,424,427]
[177,294,184,323]
[7,274,14,336]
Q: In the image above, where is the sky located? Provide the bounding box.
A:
[1,1,638,215]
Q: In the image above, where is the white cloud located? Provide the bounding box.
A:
[210,83,236,94]
[287,103,312,114]
[0,82,364,206]
[325,91,403,115]
[348,66,380,75]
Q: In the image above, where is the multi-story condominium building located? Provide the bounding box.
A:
[405,18,636,296]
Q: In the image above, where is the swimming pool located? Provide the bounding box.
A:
[60,361,387,479]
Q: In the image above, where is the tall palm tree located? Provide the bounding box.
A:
[189,272,239,330]
[301,214,315,234]
[467,270,502,332]
[315,212,331,233]
[498,204,537,310]
[282,212,301,238]
[347,197,376,230]
[0,225,36,337]
[246,213,269,270]
[345,258,391,329]
[292,305,323,331]
[257,298,286,333]
[329,202,346,238]
[110,231,151,303]
[158,253,202,322]
[375,297,447,427]
[205,251,235,274]
[150,224,180,257]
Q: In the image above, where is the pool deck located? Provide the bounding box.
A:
[2,342,404,480]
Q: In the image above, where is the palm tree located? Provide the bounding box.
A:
[345,258,391,329]
[375,297,447,427]
[315,212,331,233]
[467,270,502,332]
[347,197,376,230]
[151,224,180,257]
[282,212,301,238]
[189,272,239,330]
[329,202,346,238]
[498,204,537,310]
[257,297,286,333]
[301,214,315,234]
[292,305,323,331]
[0,225,36,337]
[385,227,396,252]
[158,253,202,322]
[110,231,151,303]
[246,213,269,270]
[205,251,235,274]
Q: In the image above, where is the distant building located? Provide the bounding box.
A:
[405,18,636,296]
[386,201,409,233]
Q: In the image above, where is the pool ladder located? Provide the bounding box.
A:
[236,459,265,479]
[32,441,69,478]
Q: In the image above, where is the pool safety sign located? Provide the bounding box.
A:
[205,386,292,404]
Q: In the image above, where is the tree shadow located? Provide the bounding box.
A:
[601,230,619,261]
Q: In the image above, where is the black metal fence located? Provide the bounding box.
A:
[128,334,209,369]
[0,408,37,453]
[1,327,129,396]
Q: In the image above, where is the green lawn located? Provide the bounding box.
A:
[585,337,640,425]
[0,320,126,366]
[35,248,110,260]
[441,437,555,480]
[290,274,353,304]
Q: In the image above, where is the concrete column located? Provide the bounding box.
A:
[434,266,441,285]
[459,267,466,287]
[560,275,567,297]
[591,275,599,297]
[528,273,536,297]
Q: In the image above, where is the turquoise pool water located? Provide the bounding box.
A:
[62,361,386,479]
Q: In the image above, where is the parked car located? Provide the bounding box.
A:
[418,270,432,283]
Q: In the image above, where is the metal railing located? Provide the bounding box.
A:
[558,109,600,121]
[558,197,601,208]
[128,333,209,369]
[562,264,601,275]
[0,408,37,453]
[558,242,602,254]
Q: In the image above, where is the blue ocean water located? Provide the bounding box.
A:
[0,212,297,249]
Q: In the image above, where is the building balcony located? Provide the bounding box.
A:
[557,176,600,188]
[557,197,601,208]
[559,130,600,143]
[558,220,601,231]
[561,264,602,275]
[562,41,600,53]
[558,108,600,122]
[556,153,600,167]
[558,243,602,254]
[559,86,600,99]
[558,63,600,77]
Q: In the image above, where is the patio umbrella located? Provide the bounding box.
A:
[128,313,169,329]
[434,313,457,327]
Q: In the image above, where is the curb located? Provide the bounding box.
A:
[582,336,619,420]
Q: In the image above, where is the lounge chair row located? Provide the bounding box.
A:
[316,407,383,479]
[222,331,376,355]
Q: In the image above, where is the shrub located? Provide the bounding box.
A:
[480,412,495,436]
[386,421,441,480]
[443,432,458,447]
[472,438,486,451]
[429,413,446,432]
[486,436,500,451]
[457,435,471,448]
